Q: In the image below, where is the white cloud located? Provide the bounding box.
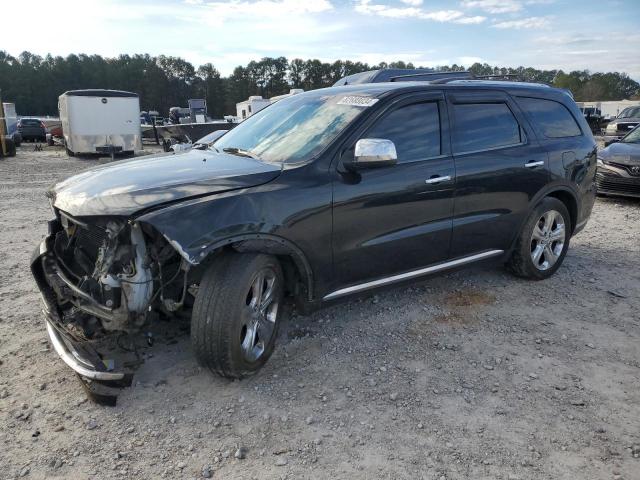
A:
[461,0,522,14]
[492,16,550,29]
[461,0,555,14]
[457,56,484,65]
[196,0,333,25]
[355,0,486,24]
[455,15,487,24]
[400,0,423,5]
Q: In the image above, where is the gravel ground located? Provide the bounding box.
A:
[1,145,639,480]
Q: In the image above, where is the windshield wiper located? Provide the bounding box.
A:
[222,147,259,159]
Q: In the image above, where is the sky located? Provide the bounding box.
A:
[1,0,639,79]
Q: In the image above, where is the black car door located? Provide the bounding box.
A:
[446,90,549,257]
[329,92,455,297]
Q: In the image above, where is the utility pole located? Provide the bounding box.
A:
[0,89,7,157]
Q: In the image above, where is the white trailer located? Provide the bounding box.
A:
[2,102,18,136]
[59,89,142,156]
[576,100,640,120]
[235,89,304,122]
[236,96,271,121]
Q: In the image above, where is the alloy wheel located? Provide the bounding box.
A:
[240,268,280,362]
[530,210,566,271]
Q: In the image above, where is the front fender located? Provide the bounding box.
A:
[135,189,317,300]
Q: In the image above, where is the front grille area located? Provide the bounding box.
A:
[616,122,638,133]
[607,161,640,176]
[596,172,640,197]
[75,225,108,263]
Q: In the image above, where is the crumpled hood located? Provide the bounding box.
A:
[600,142,640,165]
[50,149,282,217]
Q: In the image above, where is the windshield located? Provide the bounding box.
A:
[213,90,374,164]
[622,125,640,144]
[618,107,640,119]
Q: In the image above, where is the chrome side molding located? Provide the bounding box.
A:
[323,249,504,301]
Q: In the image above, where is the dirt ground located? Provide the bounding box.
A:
[1,144,639,480]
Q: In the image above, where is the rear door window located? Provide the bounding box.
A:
[451,103,522,154]
[21,119,41,126]
[365,102,441,163]
[517,97,582,138]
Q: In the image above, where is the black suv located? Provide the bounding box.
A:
[18,118,47,142]
[32,80,596,391]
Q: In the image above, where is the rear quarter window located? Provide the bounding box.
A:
[452,103,522,154]
[517,97,582,138]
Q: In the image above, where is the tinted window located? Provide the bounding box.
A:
[452,103,522,153]
[21,119,41,126]
[366,102,440,163]
[517,97,581,138]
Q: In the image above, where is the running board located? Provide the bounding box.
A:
[323,249,504,301]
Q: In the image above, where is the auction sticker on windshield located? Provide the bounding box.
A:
[337,96,379,107]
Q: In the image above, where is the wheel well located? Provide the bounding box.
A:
[547,190,577,233]
[191,242,312,302]
[221,238,313,301]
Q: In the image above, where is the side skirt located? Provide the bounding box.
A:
[323,249,504,301]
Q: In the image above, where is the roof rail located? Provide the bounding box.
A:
[473,74,522,80]
[389,71,470,82]
[430,74,538,85]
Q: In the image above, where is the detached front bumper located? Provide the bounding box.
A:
[31,235,127,382]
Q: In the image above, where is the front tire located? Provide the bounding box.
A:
[191,253,284,379]
[506,197,571,280]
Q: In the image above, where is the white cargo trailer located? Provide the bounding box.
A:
[59,89,142,156]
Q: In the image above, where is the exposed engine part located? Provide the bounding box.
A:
[97,222,153,330]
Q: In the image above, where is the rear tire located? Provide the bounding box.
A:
[191,253,284,379]
[65,146,75,157]
[506,197,571,280]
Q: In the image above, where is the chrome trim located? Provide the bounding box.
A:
[453,141,526,157]
[46,320,125,381]
[425,175,452,184]
[525,161,545,168]
[323,249,503,301]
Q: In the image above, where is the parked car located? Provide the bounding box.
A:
[31,80,596,397]
[604,106,640,138]
[597,124,640,198]
[18,118,47,142]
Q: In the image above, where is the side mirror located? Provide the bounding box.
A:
[604,139,618,147]
[351,138,397,169]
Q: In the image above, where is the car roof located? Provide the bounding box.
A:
[313,80,568,101]
[333,69,473,86]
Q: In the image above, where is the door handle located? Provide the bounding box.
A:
[525,160,544,168]
[425,175,452,185]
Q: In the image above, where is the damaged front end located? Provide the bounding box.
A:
[31,209,189,404]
